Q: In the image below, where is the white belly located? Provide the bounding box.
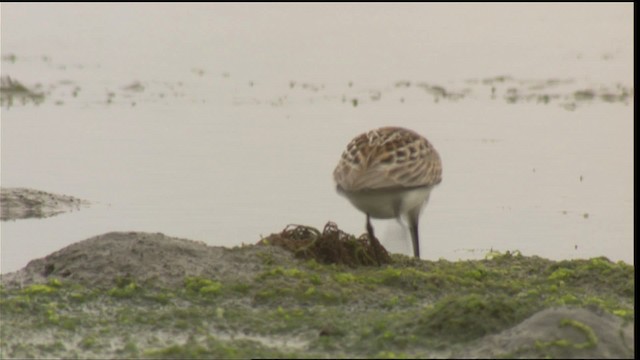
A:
[339,186,433,219]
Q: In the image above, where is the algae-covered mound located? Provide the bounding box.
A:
[0,229,634,358]
[0,187,90,221]
[463,307,634,359]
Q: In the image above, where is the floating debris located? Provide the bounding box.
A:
[191,68,205,77]
[481,75,513,85]
[0,76,46,107]
[505,88,519,103]
[123,81,145,92]
[0,187,90,221]
[574,90,596,101]
[2,53,17,63]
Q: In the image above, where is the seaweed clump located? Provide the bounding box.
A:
[258,222,391,267]
[0,76,45,107]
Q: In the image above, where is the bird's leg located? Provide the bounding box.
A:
[366,213,391,265]
[366,213,375,240]
[409,221,420,258]
[408,210,421,259]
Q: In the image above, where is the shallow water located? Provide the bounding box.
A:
[0,3,634,272]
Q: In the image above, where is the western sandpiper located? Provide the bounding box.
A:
[333,126,442,258]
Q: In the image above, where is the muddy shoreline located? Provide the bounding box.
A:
[0,187,90,221]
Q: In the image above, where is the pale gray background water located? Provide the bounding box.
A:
[0,3,634,272]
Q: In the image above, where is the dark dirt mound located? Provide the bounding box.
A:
[1,231,295,289]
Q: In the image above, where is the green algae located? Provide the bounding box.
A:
[0,76,45,108]
[184,277,223,296]
[559,318,598,349]
[0,245,633,358]
[531,318,599,359]
[413,293,535,343]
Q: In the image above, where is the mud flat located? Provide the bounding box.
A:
[0,228,633,358]
[0,187,90,221]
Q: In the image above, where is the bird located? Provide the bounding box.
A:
[333,126,442,258]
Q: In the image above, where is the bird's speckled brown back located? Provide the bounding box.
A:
[334,127,442,192]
